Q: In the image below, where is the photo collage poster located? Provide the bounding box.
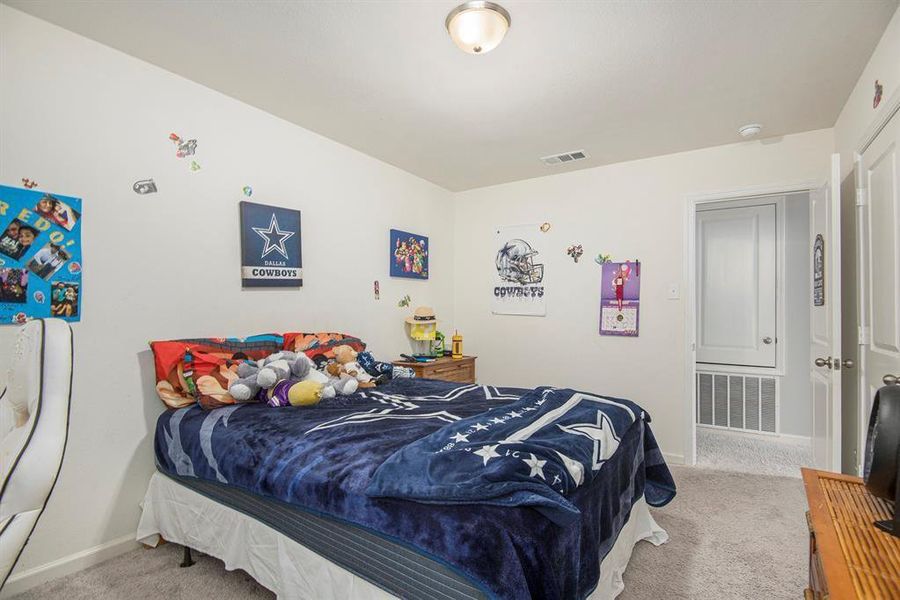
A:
[599,261,640,336]
[239,201,303,287]
[0,185,83,324]
[492,224,547,316]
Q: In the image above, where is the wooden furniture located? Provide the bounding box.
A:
[392,355,476,384]
[802,468,900,599]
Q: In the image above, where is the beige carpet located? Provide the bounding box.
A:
[9,465,807,599]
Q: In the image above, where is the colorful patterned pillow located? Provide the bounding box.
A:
[149,335,283,409]
[282,332,366,368]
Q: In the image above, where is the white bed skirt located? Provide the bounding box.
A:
[136,472,667,600]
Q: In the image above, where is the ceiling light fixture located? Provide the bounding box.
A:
[738,123,763,138]
[446,1,511,55]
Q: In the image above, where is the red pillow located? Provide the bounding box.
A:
[149,335,282,409]
[283,332,366,368]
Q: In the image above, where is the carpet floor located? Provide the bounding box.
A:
[8,466,807,600]
[696,427,813,479]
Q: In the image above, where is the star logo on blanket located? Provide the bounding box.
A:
[522,453,546,480]
[472,422,489,431]
[451,432,470,443]
[253,214,296,260]
[557,411,621,471]
[474,444,501,465]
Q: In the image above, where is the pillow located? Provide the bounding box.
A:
[149,334,283,409]
[282,332,366,368]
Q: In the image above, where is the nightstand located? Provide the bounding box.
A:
[392,356,476,384]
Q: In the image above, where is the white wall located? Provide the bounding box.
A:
[453,129,834,462]
[835,5,900,174]
[0,5,454,590]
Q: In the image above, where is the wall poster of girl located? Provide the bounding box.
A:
[599,260,640,336]
[390,229,429,280]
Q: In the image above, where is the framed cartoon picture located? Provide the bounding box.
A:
[239,201,302,287]
[599,261,640,336]
[390,229,428,279]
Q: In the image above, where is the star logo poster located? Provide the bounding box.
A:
[0,185,83,324]
[239,201,302,287]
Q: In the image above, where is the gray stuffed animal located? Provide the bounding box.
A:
[229,351,312,402]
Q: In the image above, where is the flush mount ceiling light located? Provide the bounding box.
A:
[738,123,763,138]
[445,1,511,55]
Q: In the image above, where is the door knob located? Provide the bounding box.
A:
[885,374,899,386]
[840,359,854,369]
[814,357,833,368]
[762,337,773,345]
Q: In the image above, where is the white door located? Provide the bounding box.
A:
[859,110,900,441]
[810,154,842,472]
[696,203,777,367]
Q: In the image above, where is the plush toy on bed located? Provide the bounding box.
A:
[264,378,332,407]
[333,345,377,389]
[357,350,415,382]
[229,351,336,403]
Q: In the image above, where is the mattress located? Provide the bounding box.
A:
[157,470,484,600]
[137,471,667,600]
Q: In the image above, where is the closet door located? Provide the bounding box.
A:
[696,203,777,368]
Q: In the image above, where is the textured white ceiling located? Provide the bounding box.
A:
[4,0,897,191]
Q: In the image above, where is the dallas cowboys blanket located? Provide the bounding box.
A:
[367,386,675,525]
[154,378,675,599]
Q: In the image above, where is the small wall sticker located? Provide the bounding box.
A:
[566,244,584,263]
[374,280,380,300]
[398,294,411,308]
[169,133,198,158]
[242,186,253,197]
[874,80,883,109]
[21,178,38,189]
[594,253,612,265]
[540,222,551,233]
[133,179,158,194]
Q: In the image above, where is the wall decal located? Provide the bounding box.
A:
[594,253,611,265]
[239,201,302,288]
[813,234,824,306]
[190,160,201,172]
[566,244,584,263]
[540,222,551,232]
[21,178,38,189]
[0,185,83,323]
[133,178,158,194]
[374,280,380,300]
[398,294,411,308]
[599,261,640,337]
[874,80,883,109]
[390,229,429,279]
[242,186,253,197]
[169,132,198,158]
[492,224,546,316]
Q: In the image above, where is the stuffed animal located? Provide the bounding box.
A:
[230,351,335,402]
[265,378,331,407]
[332,345,376,389]
[357,350,416,382]
[324,362,360,395]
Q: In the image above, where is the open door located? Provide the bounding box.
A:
[810,154,842,472]
[859,108,900,462]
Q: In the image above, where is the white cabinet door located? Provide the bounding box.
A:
[810,155,842,472]
[860,111,900,432]
[696,203,777,368]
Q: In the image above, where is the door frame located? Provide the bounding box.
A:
[852,85,900,474]
[683,180,822,466]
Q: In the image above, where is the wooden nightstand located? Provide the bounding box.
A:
[392,356,476,384]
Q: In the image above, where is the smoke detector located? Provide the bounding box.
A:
[738,123,763,138]
[540,150,588,166]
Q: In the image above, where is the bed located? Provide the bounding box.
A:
[137,378,675,599]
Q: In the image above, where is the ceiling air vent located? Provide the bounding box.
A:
[540,150,588,166]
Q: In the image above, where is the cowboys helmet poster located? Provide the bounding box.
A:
[0,185,83,324]
[240,201,302,287]
[492,224,546,316]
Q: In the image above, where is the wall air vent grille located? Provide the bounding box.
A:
[540,150,588,166]
[696,371,778,433]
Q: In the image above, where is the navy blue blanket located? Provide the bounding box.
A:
[155,378,675,599]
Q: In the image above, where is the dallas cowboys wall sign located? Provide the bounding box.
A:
[492,224,547,316]
[239,201,302,287]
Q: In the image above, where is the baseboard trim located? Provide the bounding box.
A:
[663,452,685,465]
[0,534,139,598]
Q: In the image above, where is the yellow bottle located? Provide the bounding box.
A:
[451,330,463,359]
